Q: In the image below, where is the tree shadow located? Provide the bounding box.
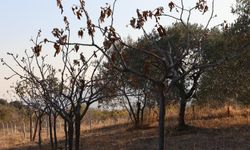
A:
[4,123,250,150]
[193,113,233,121]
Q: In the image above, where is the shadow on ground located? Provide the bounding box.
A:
[4,123,250,150]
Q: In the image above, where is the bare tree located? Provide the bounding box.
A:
[2,0,249,150]
[2,25,117,150]
[15,79,47,149]
[50,1,217,149]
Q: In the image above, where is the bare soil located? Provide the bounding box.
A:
[3,123,249,150]
[2,106,249,150]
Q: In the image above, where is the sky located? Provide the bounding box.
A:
[0,0,237,101]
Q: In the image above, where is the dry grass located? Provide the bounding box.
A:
[0,130,32,149]
[186,105,249,128]
[1,105,249,150]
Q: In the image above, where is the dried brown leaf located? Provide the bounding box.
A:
[78,29,84,38]
[75,44,79,52]
[130,18,136,28]
[168,1,175,12]
[54,43,61,57]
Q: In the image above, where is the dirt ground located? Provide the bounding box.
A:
[3,121,249,150]
[73,123,250,150]
[2,106,250,150]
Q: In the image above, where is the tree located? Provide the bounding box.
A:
[15,79,48,149]
[2,25,116,150]
[198,0,250,105]
[123,23,206,128]
[3,0,246,149]
[98,63,156,128]
[9,100,24,110]
[0,98,8,105]
[51,0,219,149]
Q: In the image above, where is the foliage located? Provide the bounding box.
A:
[197,0,250,105]
[0,100,28,122]
[2,0,249,149]
[0,98,8,105]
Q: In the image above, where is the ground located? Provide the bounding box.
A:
[1,105,249,150]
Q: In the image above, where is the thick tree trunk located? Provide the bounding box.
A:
[75,113,81,150]
[178,96,187,128]
[49,114,54,150]
[75,104,90,150]
[68,122,74,150]
[158,85,165,150]
[53,114,58,150]
[64,120,68,150]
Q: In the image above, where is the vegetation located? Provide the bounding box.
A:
[0,104,249,150]
[198,0,250,105]
[0,0,249,150]
[0,99,27,122]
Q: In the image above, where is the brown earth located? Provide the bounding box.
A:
[1,106,249,150]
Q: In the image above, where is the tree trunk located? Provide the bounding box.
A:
[140,95,147,126]
[68,122,74,150]
[124,93,137,127]
[227,106,230,117]
[38,117,42,150]
[2,122,5,136]
[75,113,81,150]
[32,117,39,141]
[49,114,54,150]
[29,113,33,141]
[22,121,26,139]
[53,114,58,150]
[140,105,145,126]
[158,85,165,150]
[64,120,68,150]
[135,102,141,128]
[46,120,49,139]
[178,96,187,129]
[192,105,195,120]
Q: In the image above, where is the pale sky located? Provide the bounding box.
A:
[0,0,236,101]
